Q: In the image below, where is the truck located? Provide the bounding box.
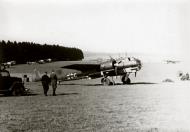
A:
[0,69,27,96]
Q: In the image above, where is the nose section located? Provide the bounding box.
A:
[135,58,142,70]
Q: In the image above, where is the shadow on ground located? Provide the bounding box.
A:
[0,92,79,97]
[129,82,157,85]
[59,82,157,86]
[24,93,39,96]
[57,92,79,96]
[0,93,39,97]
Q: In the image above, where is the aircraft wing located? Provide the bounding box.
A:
[62,63,101,73]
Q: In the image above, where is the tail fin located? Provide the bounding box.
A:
[32,68,41,82]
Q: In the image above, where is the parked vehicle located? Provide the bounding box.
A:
[0,70,27,96]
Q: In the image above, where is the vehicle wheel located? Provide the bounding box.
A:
[12,83,24,96]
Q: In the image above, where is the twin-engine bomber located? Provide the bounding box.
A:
[62,57,142,85]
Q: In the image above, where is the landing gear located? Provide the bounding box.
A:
[101,77,114,86]
[101,78,110,86]
[121,75,131,84]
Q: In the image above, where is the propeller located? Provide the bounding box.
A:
[110,56,118,77]
[115,66,118,77]
[134,58,142,77]
[134,58,142,70]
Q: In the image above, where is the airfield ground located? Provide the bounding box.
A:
[1,61,190,131]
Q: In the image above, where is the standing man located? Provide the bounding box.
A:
[186,72,189,80]
[41,72,50,96]
[50,70,58,96]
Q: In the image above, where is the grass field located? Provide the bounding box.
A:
[1,61,190,131]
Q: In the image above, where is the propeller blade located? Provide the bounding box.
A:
[115,66,117,75]
[109,56,117,63]
[115,66,118,78]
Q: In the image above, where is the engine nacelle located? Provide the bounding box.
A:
[100,61,115,71]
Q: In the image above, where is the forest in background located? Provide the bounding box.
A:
[0,40,84,64]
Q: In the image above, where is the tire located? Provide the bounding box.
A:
[12,83,24,96]
[122,75,131,84]
[126,78,131,84]
[101,78,104,84]
[101,78,111,86]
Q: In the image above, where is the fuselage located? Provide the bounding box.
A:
[88,57,142,78]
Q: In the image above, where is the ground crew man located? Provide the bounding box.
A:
[186,73,189,80]
[50,70,58,96]
[41,72,50,96]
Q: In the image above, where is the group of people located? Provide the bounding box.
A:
[41,70,57,96]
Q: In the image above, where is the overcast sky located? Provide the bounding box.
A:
[0,0,190,58]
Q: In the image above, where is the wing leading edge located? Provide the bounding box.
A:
[62,63,101,73]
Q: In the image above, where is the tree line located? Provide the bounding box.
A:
[0,40,84,64]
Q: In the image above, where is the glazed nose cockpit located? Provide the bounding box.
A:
[114,57,142,70]
[134,58,142,71]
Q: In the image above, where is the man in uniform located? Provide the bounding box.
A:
[41,72,50,96]
[50,70,58,96]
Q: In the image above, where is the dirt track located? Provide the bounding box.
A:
[1,62,190,131]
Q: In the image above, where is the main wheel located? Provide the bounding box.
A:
[121,75,131,84]
[101,78,111,86]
